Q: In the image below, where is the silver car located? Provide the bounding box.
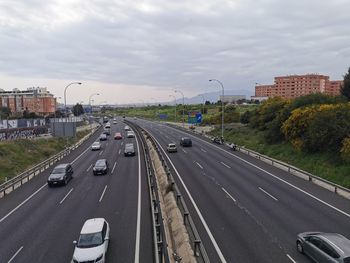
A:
[297,232,350,262]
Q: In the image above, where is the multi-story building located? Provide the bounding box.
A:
[0,87,56,116]
[255,74,343,99]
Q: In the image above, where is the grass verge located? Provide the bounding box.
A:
[209,124,350,188]
[0,130,90,184]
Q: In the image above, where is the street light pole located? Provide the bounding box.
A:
[199,94,205,115]
[209,79,225,140]
[169,95,177,122]
[88,93,100,132]
[175,90,185,128]
[64,82,82,119]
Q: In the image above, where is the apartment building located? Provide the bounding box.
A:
[0,87,56,116]
[255,74,343,99]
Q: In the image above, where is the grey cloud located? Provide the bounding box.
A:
[0,0,349,99]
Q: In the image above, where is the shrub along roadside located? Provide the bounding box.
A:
[209,125,350,188]
[0,130,90,184]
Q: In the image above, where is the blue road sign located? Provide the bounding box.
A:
[196,113,202,123]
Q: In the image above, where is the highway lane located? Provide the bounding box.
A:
[0,120,153,262]
[134,118,350,263]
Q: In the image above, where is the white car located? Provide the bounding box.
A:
[127,131,135,138]
[167,143,177,153]
[124,125,130,131]
[113,120,117,124]
[91,142,101,151]
[105,122,111,129]
[72,218,110,263]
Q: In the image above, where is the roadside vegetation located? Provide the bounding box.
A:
[0,130,90,183]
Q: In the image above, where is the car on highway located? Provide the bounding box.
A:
[114,132,122,140]
[72,218,110,263]
[124,143,136,156]
[212,137,223,144]
[48,163,73,187]
[296,232,350,262]
[124,125,130,131]
[126,131,135,138]
[180,137,192,147]
[105,122,111,129]
[167,143,177,153]
[93,159,109,175]
[99,134,107,141]
[91,141,101,151]
[113,120,117,124]
[103,128,110,135]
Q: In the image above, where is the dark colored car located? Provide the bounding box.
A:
[124,143,136,156]
[103,128,110,135]
[100,134,107,141]
[297,232,350,263]
[180,137,192,147]
[48,163,73,187]
[93,159,109,175]
[212,137,223,144]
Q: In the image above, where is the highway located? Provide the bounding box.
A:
[133,118,350,263]
[0,120,153,263]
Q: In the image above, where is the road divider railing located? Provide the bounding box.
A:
[0,124,101,198]
[165,122,350,200]
[128,120,210,263]
[125,120,169,263]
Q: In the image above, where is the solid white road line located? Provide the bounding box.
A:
[134,135,142,263]
[0,183,47,223]
[220,161,231,169]
[195,161,203,169]
[163,124,350,219]
[146,130,227,263]
[286,254,297,263]
[201,148,207,153]
[258,187,278,201]
[7,246,23,263]
[72,145,91,164]
[182,149,187,153]
[99,150,103,156]
[86,164,92,172]
[111,162,117,174]
[59,188,74,204]
[221,187,237,203]
[99,185,107,203]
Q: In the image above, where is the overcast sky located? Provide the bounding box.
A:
[0,0,349,104]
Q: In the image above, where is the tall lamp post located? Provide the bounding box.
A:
[199,94,205,115]
[175,90,185,128]
[89,93,100,114]
[169,94,177,122]
[209,79,225,140]
[64,82,82,119]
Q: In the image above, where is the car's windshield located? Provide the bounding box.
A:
[52,168,65,174]
[77,232,103,248]
[95,161,105,167]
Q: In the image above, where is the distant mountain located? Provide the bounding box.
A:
[177,89,254,104]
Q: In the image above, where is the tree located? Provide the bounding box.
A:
[73,103,84,116]
[205,100,211,105]
[340,67,350,101]
[0,107,11,118]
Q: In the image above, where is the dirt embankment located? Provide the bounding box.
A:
[146,138,196,263]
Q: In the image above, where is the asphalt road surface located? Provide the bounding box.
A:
[0,120,153,263]
[133,118,350,263]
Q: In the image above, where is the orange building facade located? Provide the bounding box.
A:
[0,87,56,116]
[255,74,343,99]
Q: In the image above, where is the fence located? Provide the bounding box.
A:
[166,122,350,201]
[129,120,210,263]
[0,124,101,198]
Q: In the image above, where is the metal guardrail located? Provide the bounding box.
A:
[0,124,101,198]
[166,123,350,200]
[126,120,170,263]
[130,121,210,263]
